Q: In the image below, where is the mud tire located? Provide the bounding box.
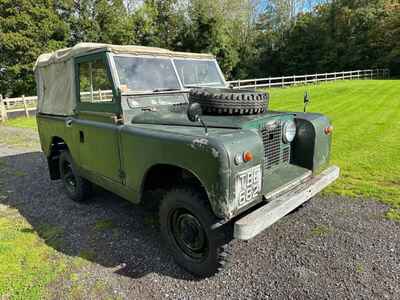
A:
[159,188,232,277]
[59,151,92,202]
[189,87,268,115]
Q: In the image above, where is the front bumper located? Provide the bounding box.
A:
[233,165,340,240]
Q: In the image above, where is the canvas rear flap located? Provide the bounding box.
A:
[36,60,75,116]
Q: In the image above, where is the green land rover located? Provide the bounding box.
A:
[35,43,339,277]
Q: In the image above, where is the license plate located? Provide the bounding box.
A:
[235,165,262,207]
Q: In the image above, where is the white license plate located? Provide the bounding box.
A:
[235,165,262,207]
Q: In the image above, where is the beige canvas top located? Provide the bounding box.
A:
[35,42,214,68]
[34,43,215,116]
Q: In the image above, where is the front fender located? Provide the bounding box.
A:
[120,125,231,219]
[293,113,332,172]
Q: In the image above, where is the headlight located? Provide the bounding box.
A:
[283,120,296,143]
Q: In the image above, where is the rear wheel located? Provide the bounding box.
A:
[159,188,232,277]
[59,151,91,202]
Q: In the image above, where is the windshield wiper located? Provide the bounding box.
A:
[152,88,181,92]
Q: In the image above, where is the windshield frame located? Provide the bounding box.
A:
[110,53,227,95]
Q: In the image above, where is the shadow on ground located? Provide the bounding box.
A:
[0,151,195,281]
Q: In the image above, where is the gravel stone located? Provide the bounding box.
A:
[0,126,399,299]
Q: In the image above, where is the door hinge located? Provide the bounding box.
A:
[118,169,126,179]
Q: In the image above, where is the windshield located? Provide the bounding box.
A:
[114,56,181,92]
[174,59,225,87]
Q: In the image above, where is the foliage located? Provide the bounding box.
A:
[0,0,69,97]
[256,0,400,76]
[268,80,400,211]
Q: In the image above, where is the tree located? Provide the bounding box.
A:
[0,0,69,97]
[68,0,135,45]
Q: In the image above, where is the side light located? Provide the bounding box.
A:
[243,151,253,162]
[324,126,334,135]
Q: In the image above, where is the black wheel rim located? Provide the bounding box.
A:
[170,209,208,261]
[62,160,77,194]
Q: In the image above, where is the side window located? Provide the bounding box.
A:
[79,59,113,103]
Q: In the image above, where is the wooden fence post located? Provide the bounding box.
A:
[22,95,30,118]
[0,95,7,123]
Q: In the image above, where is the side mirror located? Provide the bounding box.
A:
[187,102,203,122]
[187,102,208,135]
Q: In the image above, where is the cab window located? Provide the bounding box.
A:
[79,59,113,103]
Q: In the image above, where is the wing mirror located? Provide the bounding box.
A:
[187,102,202,122]
[187,102,208,134]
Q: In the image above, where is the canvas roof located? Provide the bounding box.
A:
[34,43,216,116]
[34,42,215,69]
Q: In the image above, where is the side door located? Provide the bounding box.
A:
[74,53,123,184]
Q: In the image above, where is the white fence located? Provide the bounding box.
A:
[228,69,390,89]
[0,95,37,123]
[0,68,391,122]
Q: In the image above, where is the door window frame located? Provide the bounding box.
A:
[75,51,121,114]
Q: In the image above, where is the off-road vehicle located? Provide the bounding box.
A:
[35,43,339,277]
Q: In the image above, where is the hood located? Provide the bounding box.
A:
[130,106,293,129]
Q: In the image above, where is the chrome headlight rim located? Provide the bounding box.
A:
[282,120,297,143]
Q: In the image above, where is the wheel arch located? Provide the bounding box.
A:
[139,163,212,210]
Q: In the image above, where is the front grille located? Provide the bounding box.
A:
[260,121,291,170]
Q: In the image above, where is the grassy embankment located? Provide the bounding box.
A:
[267,80,400,220]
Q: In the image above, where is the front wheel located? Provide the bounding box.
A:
[59,151,91,202]
[159,188,232,277]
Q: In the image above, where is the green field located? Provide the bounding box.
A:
[268,80,400,218]
[4,116,37,129]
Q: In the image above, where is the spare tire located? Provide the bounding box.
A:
[189,88,268,115]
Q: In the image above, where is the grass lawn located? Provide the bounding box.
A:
[0,162,67,299]
[0,213,67,299]
[267,80,400,217]
[4,116,37,130]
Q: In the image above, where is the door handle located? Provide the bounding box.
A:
[111,115,124,125]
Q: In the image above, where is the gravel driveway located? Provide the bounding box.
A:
[0,126,399,299]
